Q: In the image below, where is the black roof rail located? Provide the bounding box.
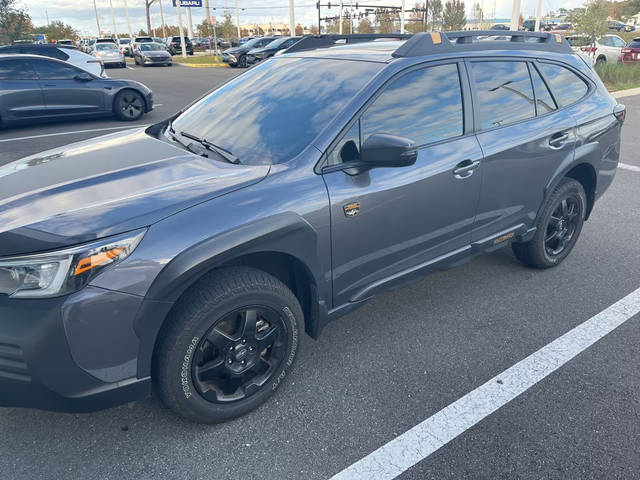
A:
[284,33,412,54]
[392,31,572,57]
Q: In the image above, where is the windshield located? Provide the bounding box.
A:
[96,43,118,51]
[263,37,289,49]
[141,43,165,51]
[170,57,381,165]
[120,39,131,44]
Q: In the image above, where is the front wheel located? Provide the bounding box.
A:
[153,267,303,424]
[238,55,247,68]
[114,89,145,121]
[512,178,586,269]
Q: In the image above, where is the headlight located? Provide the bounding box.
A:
[0,229,145,298]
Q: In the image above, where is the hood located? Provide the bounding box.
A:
[0,128,270,256]
[248,46,276,55]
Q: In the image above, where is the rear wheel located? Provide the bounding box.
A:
[512,178,586,268]
[114,89,145,121]
[153,267,303,424]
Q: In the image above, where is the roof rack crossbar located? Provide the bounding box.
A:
[392,30,572,57]
[284,33,412,54]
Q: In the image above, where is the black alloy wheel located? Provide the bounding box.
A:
[192,306,287,403]
[114,90,144,121]
[512,178,586,269]
[544,196,581,257]
[238,55,247,68]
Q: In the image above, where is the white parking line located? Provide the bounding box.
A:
[330,287,640,480]
[126,66,135,70]
[0,124,148,143]
[619,163,640,173]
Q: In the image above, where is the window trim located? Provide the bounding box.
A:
[527,61,558,117]
[317,59,471,174]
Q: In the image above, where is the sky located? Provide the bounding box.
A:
[16,0,588,37]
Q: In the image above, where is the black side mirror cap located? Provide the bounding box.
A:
[74,72,93,82]
[361,133,418,168]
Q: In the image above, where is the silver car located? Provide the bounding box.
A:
[92,42,126,68]
[133,42,172,66]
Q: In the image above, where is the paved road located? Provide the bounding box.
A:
[0,68,639,480]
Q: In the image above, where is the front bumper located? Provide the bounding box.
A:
[222,53,237,65]
[141,55,172,65]
[0,287,151,412]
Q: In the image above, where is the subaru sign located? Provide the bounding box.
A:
[172,0,202,6]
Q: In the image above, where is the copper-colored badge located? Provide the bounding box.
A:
[343,202,361,218]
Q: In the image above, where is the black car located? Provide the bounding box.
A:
[246,36,301,64]
[222,36,276,67]
[0,54,153,125]
[166,36,194,55]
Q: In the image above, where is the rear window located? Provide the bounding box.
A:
[471,61,535,130]
[630,40,640,48]
[171,57,382,165]
[537,63,589,107]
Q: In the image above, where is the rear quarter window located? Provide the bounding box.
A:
[536,63,589,108]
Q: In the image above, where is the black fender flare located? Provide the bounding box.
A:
[133,213,327,377]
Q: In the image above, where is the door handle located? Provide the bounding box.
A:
[453,159,480,179]
[549,132,569,149]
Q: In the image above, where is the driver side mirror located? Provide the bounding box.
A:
[360,133,418,168]
[74,72,93,82]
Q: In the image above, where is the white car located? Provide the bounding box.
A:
[91,42,126,68]
[567,34,626,65]
[0,44,106,77]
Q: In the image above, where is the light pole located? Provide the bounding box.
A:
[339,0,343,34]
[289,0,295,36]
[124,0,133,40]
[109,0,118,39]
[176,0,187,57]
[159,0,167,38]
[400,0,406,33]
[93,0,101,37]
[186,7,194,38]
[236,0,241,40]
[534,0,543,31]
[510,0,521,31]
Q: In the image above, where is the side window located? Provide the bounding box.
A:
[470,61,535,130]
[600,36,613,46]
[611,36,626,48]
[0,59,37,80]
[327,121,360,166]
[31,59,80,80]
[361,63,464,147]
[537,63,589,108]
[529,64,557,114]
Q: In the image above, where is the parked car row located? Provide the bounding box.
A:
[223,36,301,68]
[566,34,638,65]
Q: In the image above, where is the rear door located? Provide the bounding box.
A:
[469,59,577,243]
[0,59,46,122]
[323,62,484,305]
[30,58,105,117]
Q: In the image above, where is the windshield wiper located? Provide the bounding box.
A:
[180,131,241,164]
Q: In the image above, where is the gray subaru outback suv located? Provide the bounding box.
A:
[0,32,625,423]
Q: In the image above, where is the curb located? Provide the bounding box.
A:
[611,87,640,98]
[175,62,229,68]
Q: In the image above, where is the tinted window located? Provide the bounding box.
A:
[529,64,557,114]
[171,57,382,165]
[611,36,626,47]
[537,63,589,107]
[31,59,80,79]
[362,63,463,146]
[0,59,37,80]
[471,61,535,130]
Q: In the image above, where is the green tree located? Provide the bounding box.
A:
[0,0,33,44]
[429,0,443,30]
[574,0,609,47]
[357,17,375,33]
[326,18,351,33]
[219,12,238,40]
[442,0,466,30]
[32,20,78,41]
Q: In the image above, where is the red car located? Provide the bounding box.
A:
[620,37,640,63]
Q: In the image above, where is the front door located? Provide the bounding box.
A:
[322,62,484,306]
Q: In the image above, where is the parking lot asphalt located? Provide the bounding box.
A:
[0,67,639,480]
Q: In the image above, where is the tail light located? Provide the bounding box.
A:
[580,46,597,53]
[614,104,626,123]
